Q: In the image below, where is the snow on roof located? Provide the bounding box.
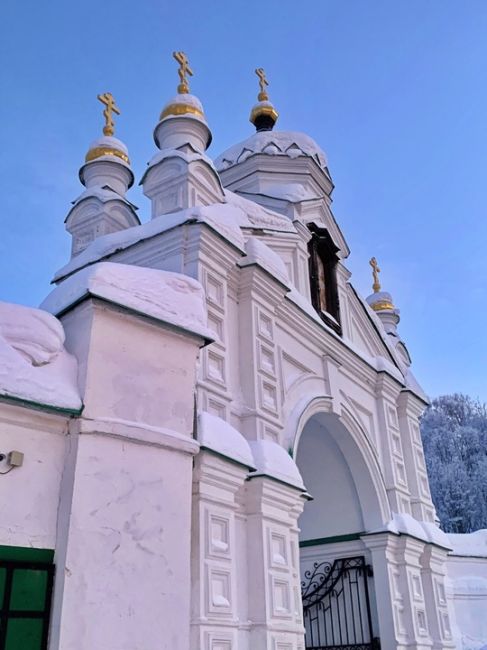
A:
[249,439,305,490]
[65,187,138,224]
[42,262,214,342]
[197,411,255,468]
[53,203,248,282]
[140,146,221,185]
[0,301,82,410]
[244,182,320,203]
[448,530,487,557]
[223,189,296,233]
[215,130,328,172]
[239,237,290,287]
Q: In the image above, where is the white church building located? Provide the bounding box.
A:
[1,54,486,650]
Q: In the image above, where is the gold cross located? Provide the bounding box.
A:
[369,257,381,293]
[173,51,193,94]
[97,92,120,137]
[255,67,269,101]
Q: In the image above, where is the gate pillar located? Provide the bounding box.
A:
[362,532,434,650]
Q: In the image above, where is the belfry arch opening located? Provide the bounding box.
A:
[295,411,384,649]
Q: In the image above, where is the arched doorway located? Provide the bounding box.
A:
[294,409,387,650]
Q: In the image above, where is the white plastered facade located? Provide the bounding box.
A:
[0,91,485,650]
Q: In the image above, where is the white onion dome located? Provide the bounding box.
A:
[215,130,328,172]
[80,135,134,192]
[154,93,212,151]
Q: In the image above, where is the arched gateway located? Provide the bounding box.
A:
[294,408,389,649]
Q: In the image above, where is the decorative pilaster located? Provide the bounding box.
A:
[245,476,306,650]
[362,533,433,650]
[420,545,456,650]
[397,391,436,523]
[375,373,412,514]
[191,450,249,650]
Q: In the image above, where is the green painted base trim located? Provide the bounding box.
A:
[0,545,54,564]
[299,532,365,548]
[0,393,83,417]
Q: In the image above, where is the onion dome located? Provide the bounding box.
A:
[154,52,212,151]
[366,257,396,312]
[250,68,278,132]
[85,135,130,166]
[80,93,134,191]
[366,257,400,338]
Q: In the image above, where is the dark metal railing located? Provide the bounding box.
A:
[301,556,380,650]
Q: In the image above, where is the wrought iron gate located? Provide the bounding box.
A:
[301,556,380,650]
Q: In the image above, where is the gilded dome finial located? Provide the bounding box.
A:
[255,67,269,102]
[173,51,193,94]
[84,93,130,165]
[369,257,381,293]
[367,257,395,311]
[97,92,120,137]
[250,67,278,132]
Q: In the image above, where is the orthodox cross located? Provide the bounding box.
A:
[173,51,193,94]
[255,67,269,101]
[97,92,120,137]
[369,257,381,293]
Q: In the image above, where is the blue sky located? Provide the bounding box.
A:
[1,0,486,401]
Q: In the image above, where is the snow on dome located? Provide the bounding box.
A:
[0,301,82,410]
[366,290,395,312]
[215,130,328,172]
[84,135,131,166]
[197,411,255,468]
[239,237,290,287]
[249,439,305,490]
[159,93,207,123]
[42,262,214,342]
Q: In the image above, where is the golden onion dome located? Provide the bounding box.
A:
[367,292,396,312]
[366,257,396,312]
[250,68,278,132]
[85,136,131,165]
[159,93,207,123]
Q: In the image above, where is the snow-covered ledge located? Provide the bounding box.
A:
[249,439,305,490]
[42,261,214,343]
[197,411,255,469]
[368,512,452,549]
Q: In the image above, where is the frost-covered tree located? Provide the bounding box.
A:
[420,394,487,533]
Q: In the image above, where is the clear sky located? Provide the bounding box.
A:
[1,0,486,401]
